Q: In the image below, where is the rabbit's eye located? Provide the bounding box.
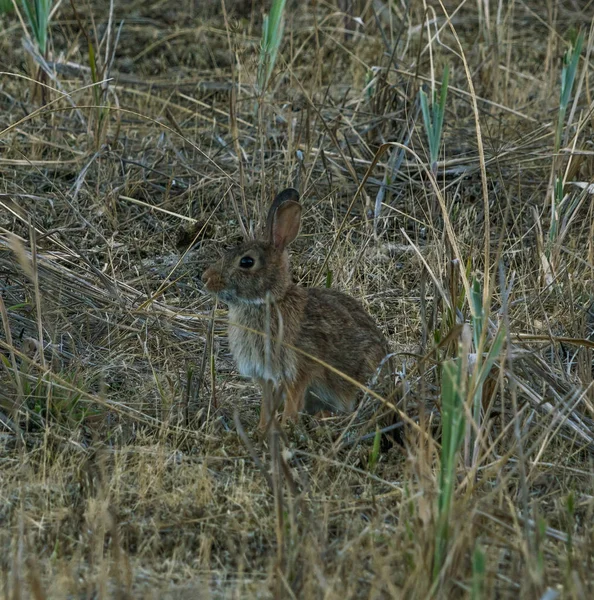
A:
[239,256,255,269]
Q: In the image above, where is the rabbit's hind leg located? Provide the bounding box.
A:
[282,376,309,425]
[257,378,285,431]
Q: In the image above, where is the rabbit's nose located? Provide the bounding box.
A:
[202,268,223,292]
[201,268,213,283]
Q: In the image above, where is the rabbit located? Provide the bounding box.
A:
[201,188,389,430]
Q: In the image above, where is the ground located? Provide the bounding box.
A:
[1,0,593,598]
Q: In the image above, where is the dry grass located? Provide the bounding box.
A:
[1,0,593,598]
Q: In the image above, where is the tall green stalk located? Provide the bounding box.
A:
[433,354,466,580]
[548,30,584,266]
[555,30,584,153]
[419,66,450,175]
[257,0,287,94]
[21,0,53,55]
[434,286,505,582]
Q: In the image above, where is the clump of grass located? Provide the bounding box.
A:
[20,0,53,56]
[256,0,287,94]
[468,278,505,465]
[85,28,110,147]
[547,29,585,273]
[433,279,505,581]
[555,30,584,153]
[68,0,120,148]
[433,334,467,581]
[419,65,449,175]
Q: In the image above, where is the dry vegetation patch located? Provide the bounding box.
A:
[1,0,593,598]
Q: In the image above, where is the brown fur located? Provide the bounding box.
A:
[202,189,389,429]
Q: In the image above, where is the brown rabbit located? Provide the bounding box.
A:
[202,188,389,429]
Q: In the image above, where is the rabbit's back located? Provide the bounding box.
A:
[296,287,388,405]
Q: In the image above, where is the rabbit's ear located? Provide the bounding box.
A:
[266,188,301,250]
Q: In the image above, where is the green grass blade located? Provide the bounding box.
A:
[419,88,432,146]
[21,1,36,39]
[419,67,449,170]
[88,38,97,84]
[438,66,450,117]
[433,66,449,158]
[560,30,584,109]
[472,544,486,600]
[258,13,270,84]
[257,0,287,93]
[475,326,505,392]
[555,30,584,151]
[20,0,52,55]
[434,357,466,580]
[0,0,14,13]
[470,277,483,351]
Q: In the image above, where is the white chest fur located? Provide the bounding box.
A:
[227,304,297,384]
